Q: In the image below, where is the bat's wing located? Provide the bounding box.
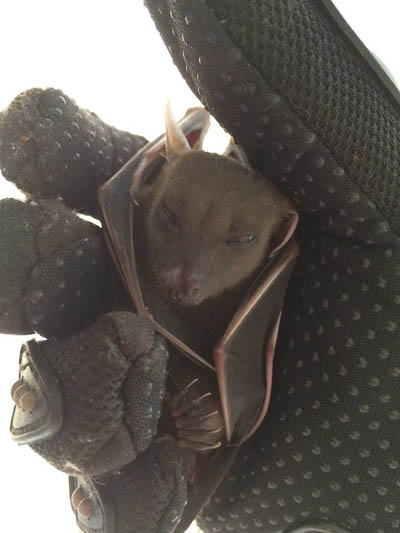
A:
[177,238,298,529]
[214,239,299,445]
[98,106,209,311]
[174,446,239,533]
[98,107,214,372]
[99,110,300,445]
[99,113,299,529]
[206,153,299,444]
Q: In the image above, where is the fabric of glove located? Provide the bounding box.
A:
[31,311,169,476]
[0,197,111,336]
[144,1,400,532]
[0,89,186,533]
[2,1,400,532]
[70,437,188,533]
[0,88,147,214]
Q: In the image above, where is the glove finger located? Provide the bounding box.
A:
[146,3,400,532]
[10,311,169,477]
[69,437,188,533]
[0,88,147,214]
[146,0,400,240]
[0,198,111,336]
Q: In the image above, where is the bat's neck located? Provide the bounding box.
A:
[175,281,249,358]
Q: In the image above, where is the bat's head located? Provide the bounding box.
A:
[135,106,296,307]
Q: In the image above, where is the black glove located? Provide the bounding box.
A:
[1,88,187,533]
[145,1,400,532]
[3,0,400,530]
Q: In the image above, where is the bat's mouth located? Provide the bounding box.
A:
[153,269,206,307]
[162,289,204,307]
[155,281,204,307]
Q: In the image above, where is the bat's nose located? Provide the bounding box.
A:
[165,267,201,300]
[182,280,200,298]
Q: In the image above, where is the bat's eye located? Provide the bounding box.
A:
[160,203,177,226]
[226,234,256,246]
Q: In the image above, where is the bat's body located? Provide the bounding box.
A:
[134,107,293,354]
[127,106,297,456]
[98,106,299,522]
[136,151,290,351]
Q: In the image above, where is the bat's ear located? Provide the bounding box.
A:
[183,106,210,150]
[165,100,191,158]
[269,211,299,256]
[131,104,210,204]
[165,101,211,154]
[99,107,210,313]
[223,138,251,168]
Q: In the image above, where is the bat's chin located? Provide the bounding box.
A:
[156,282,206,307]
[164,291,204,307]
[177,296,204,307]
[153,269,210,307]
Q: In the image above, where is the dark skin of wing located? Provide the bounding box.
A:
[99,106,298,447]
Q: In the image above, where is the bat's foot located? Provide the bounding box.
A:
[168,378,224,452]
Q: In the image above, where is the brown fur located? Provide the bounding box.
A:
[135,150,292,348]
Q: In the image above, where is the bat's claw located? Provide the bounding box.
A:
[168,377,224,452]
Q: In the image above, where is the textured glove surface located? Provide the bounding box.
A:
[145,1,400,532]
[3,1,400,530]
[0,90,184,533]
[89,438,188,533]
[0,88,147,213]
[0,198,110,336]
[30,312,169,477]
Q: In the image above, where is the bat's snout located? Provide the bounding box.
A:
[160,266,203,306]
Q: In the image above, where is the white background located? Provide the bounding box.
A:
[0,2,399,532]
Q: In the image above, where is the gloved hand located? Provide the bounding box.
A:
[2,0,400,531]
[145,1,400,532]
[0,88,188,533]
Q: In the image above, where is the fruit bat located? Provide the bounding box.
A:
[98,105,299,529]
